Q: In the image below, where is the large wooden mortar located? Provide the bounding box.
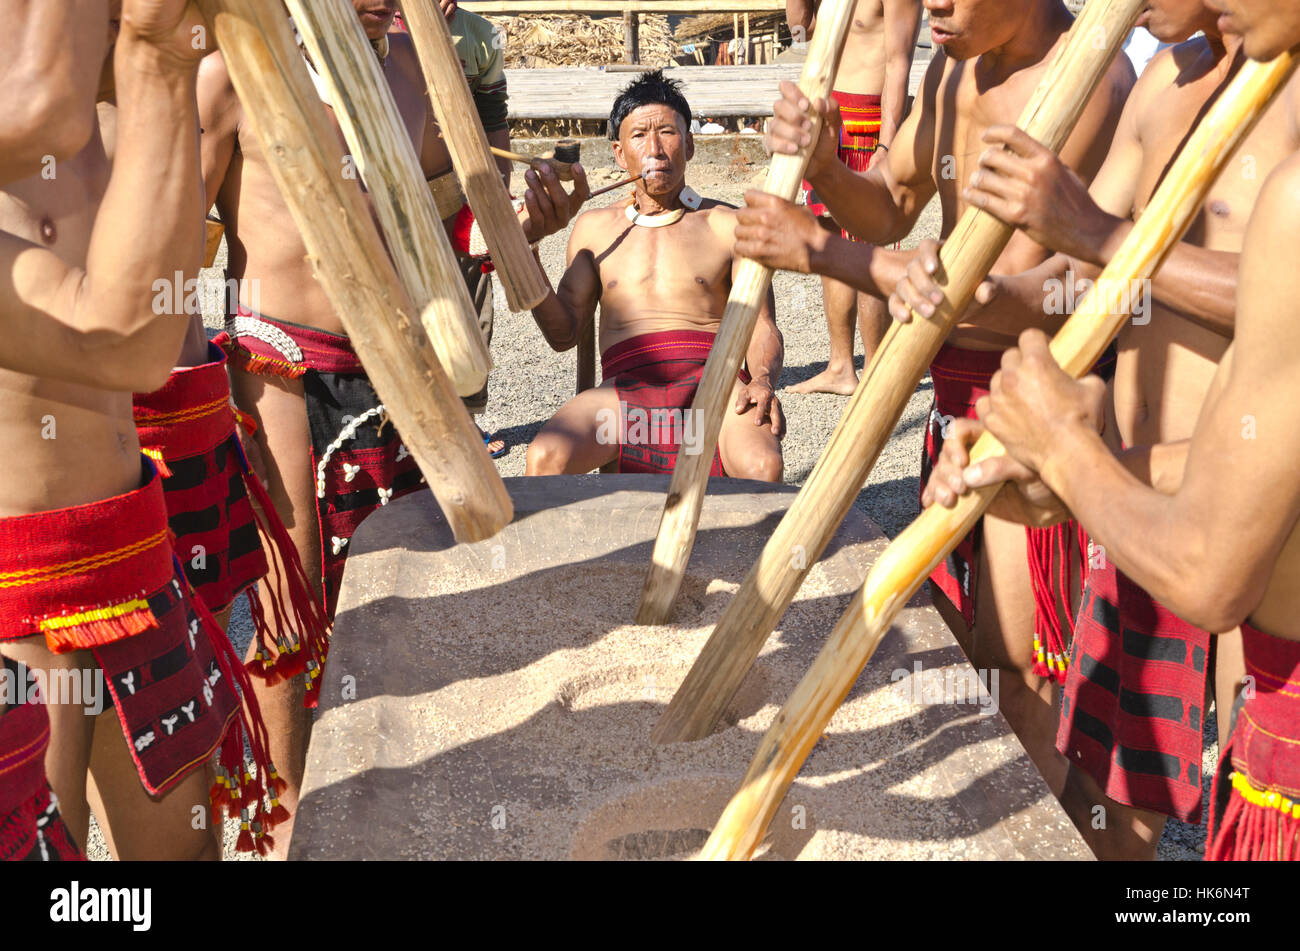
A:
[291,476,1089,860]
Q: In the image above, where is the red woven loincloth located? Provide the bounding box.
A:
[921,343,1116,681]
[802,91,884,243]
[134,343,331,706]
[1207,623,1300,860]
[1056,556,1210,823]
[219,308,425,618]
[0,659,83,862]
[0,462,286,853]
[601,330,749,476]
[134,344,269,612]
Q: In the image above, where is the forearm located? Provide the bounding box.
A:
[1042,426,1210,622]
[75,35,202,358]
[745,318,784,386]
[879,62,910,149]
[1115,440,1191,496]
[811,237,908,298]
[966,255,1075,337]
[811,163,910,244]
[530,279,586,351]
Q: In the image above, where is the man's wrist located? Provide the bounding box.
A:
[806,225,834,275]
[1040,422,1106,501]
[117,31,201,79]
[1091,215,1131,267]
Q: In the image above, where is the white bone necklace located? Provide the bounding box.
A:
[625,186,702,228]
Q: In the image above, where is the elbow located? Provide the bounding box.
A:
[1159,561,1261,635]
[547,330,577,353]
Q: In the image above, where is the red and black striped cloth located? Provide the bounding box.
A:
[1056,555,1210,824]
[220,310,425,618]
[0,659,83,862]
[133,344,331,706]
[1208,622,1300,860]
[0,462,285,853]
[600,330,748,476]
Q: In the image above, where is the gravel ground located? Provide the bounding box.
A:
[86,151,1209,861]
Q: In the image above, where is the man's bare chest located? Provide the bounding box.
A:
[598,217,732,298]
[0,143,108,262]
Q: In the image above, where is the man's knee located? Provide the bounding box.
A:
[525,435,571,475]
[730,449,783,483]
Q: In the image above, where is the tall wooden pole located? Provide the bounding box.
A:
[194,0,512,543]
[399,0,552,313]
[701,51,1300,859]
[650,0,1147,741]
[286,0,492,398]
[634,0,858,626]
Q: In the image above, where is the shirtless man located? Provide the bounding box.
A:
[923,0,1300,862]
[0,0,270,861]
[909,0,1288,859]
[734,0,1135,792]
[787,0,923,395]
[524,70,785,481]
[198,0,584,849]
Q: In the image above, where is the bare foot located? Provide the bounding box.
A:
[788,366,858,396]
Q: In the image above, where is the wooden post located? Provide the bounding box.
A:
[649,0,1146,741]
[286,0,492,398]
[399,0,551,313]
[576,317,597,394]
[743,13,750,64]
[633,0,858,627]
[194,0,512,543]
[624,10,641,65]
[701,51,1299,859]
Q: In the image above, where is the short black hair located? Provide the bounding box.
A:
[608,69,693,141]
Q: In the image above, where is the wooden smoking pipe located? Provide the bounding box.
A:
[490,139,581,181]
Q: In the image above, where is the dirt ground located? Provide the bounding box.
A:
[83,150,1211,862]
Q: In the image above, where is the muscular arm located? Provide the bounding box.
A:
[530,215,599,351]
[0,0,109,183]
[0,28,204,391]
[811,58,940,244]
[1027,162,1300,633]
[879,0,923,148]
[785,0,815,38]
[742,270,783,387]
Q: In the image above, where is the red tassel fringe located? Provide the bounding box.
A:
[237,453,332,709]
[192,586,286,849]
[1027,520,1089,684]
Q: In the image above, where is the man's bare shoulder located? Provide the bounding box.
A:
[196,51,241,120]
[571,202,627,244]
[1136,37,1212,98]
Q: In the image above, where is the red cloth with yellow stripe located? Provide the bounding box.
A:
[1208,623,1300,860]
[802,90,882,241]
[0,659,83,861]
[0,463,288,852]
